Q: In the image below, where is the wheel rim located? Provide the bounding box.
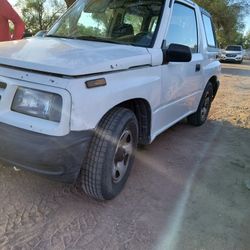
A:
[201,91,210,122]
[112,130,133,184]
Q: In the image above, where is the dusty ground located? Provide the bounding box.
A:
[0,61,249,250]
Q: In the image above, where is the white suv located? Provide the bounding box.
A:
[0,0,220,200]
[220,45,244,63]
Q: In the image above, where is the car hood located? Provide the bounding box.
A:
[0,37,151,76]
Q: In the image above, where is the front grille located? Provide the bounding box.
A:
[226,54,237,57]
[0,82,7,101]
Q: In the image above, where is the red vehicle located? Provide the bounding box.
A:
[0,0,25,42]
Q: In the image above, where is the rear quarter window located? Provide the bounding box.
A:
[202,14,216,47]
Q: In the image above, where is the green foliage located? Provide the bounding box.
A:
[77,25,104,37]
[16,0,66,34]
[194,0,250,47]
[243,31,250,48]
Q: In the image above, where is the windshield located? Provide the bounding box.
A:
[226,45,242,51]
[47,0,164,47]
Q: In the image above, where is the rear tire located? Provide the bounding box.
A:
[188,82,213,126]
[81,107,138,200]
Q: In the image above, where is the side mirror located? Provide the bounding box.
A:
[164,43,192,63]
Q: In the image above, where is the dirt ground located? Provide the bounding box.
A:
[0,61,249,250]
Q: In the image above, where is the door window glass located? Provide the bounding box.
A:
[166,3,198,53]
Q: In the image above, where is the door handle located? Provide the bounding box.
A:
[195,64,201,72]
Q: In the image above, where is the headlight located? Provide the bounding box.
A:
[12,87,62,122]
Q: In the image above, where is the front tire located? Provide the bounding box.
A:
[81,108,138,200]
[188,82,213,126]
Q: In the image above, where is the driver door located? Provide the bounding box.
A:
[159,2,203,128]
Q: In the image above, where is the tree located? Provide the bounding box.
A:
[65,0,75,8]
[20,0,250,46]
[17,0,66,33]
[194,0,250,47]
[243,31,250,49]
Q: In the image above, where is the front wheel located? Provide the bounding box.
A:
[81,108,138,200]
[188,82,213,126]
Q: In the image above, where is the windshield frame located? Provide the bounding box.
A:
[46,0,166,48]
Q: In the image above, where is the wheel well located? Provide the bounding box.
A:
[209,76,219,99]
[116,99,151,145]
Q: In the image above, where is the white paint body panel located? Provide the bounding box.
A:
[0,0,221,141]
[0,38,151,76]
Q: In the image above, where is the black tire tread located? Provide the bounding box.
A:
[188,82,213,126]
[82,107,136,200]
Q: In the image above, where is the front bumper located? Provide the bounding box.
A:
[220,56,243,62]
[0,122,93,183]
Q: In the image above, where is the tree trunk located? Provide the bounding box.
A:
[65,0,76,8]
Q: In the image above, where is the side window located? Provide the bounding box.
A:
[166,3,198,53]
[124,14,143,35]
[202,14,216,47]
[149,17,158,33]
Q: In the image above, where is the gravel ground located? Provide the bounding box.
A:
[0,61,249,250]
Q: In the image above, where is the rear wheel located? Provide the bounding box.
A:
[81,108,138,200]
[188,82,213,126]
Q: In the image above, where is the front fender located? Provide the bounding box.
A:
[67,66,162,131]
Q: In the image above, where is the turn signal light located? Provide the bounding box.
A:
[85,78,107,89]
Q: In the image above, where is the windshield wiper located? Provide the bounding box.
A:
[45,34,75,40]
[46,34,138,46]
[73,36,137,46]
[74,35,121,44]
